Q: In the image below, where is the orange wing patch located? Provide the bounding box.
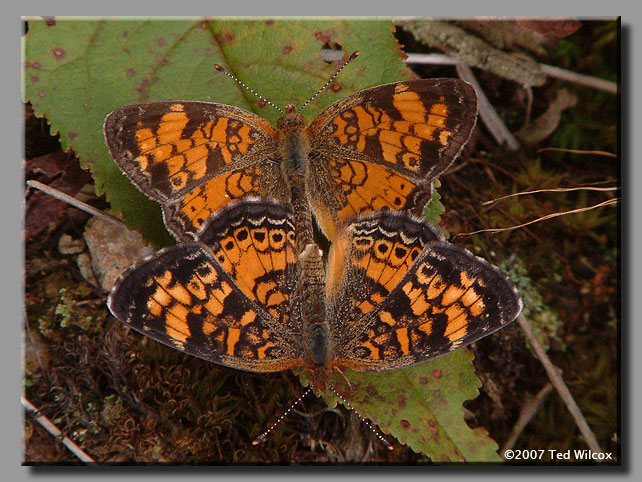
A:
[309,159,430,241]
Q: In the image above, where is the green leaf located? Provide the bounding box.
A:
[338,350,501,462]
[301,347,501,462]
[23,18,409,246]
[24,18,499,461]
[423,179,446,227]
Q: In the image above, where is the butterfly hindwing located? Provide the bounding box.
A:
[197,199,300,336]
[107,200,303,373]
[327,212,522,371]
[325,211,442,343]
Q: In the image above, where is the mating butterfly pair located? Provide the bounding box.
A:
[105,60,521,403]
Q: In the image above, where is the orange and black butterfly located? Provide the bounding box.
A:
[108,199,522,395]
[104,54,477,245]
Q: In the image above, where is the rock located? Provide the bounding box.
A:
[83,217,154,292]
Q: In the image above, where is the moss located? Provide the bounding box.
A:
[499,254,565,351]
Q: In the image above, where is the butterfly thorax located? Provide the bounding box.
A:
[276,104,310,174]
[276,104,314,251]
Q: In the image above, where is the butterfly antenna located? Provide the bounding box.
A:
[330,386,393,451]
[297,51,360,117]
[252,386,314,446]
[214,64,286,117]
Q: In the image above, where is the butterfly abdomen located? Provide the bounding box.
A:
[296,244,335,368]
[308,324,331,366]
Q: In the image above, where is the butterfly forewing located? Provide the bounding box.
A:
[306,78,478,240]
[104,101,285,240]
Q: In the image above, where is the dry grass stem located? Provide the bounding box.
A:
[22,396,96,464]
[455,198,619,238]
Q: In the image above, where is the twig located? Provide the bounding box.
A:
[539,63,618,94]
[467,157,521,183]
[405,52,460,65]
[516,314,603,454]
[22,395,96,464]
[26,180,125,228]
[455,62,521,151]
[398,20,547,87]
[501,383,553,456]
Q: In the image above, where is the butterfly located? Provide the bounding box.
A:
[108,198,522,395]
[104,55,477,248]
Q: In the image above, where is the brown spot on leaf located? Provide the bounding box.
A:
[314,31,330,44]
[44,18,56,27]
[32,62,40,70]
[400,419,410,430]
[137,78,150,98]
[418,376,429,385]
[157,37,166,47]
[331,84,342,93]
[68,132,76,140]
[52,47,65,60]
[214,29,235,46]
[397,394,406,408]
[283,45,292,55]
[432,369,442,379]
[30,76,39,83]
[126,68,136,78]
[258,100,266,108]
[366,384,378,396]
[265,19,274,26]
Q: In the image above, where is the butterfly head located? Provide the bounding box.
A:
[276,104,306,130]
